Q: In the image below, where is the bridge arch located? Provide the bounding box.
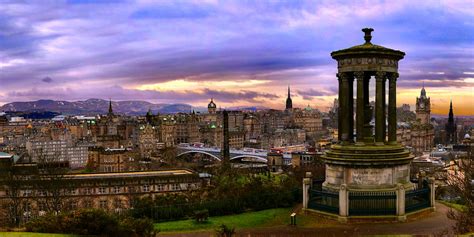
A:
[230,155,267,163]
[176,150,222,161]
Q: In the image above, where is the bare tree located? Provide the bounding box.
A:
[34,148,70,214]
[446,144,474,234]
[1,165,33,226]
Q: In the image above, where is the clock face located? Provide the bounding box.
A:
[420,103,425,109]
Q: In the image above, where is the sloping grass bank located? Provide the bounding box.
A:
[154,208,291,233]
[438,200,467,212]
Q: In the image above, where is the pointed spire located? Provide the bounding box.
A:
[420,82,427,98]
[286,85,293,110]
[448,99,454,122]
[108,98,113,115]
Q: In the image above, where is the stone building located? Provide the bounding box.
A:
[88,147,132,172]
[26,139,89,169]
[0,156,202,224]
[136,123,157,158]
[291,151,322,168]
[243,113,261,145]
[267,152,283,172]
[158,115,176,148]
[293,106,323,141]
[174,113,200,144]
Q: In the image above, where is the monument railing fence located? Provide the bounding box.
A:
[348,190,397,216]
[405,187,430,213]
[308,189,339,214]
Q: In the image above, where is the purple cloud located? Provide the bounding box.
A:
[0,1,472,111]
[41,77,53,83]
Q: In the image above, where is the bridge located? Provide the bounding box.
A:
[176,144,269,163]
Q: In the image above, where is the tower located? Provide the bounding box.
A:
[415,85,431,124]
[208,98,217,114]
[286,86,293,110]
[221,110,230,167]
[445,100,457,144]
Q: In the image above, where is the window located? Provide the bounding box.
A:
[38,202,46,212]
[83,200,93,209]
[143,185,149,192]
[114,199,122,209]
[98,187,107,194]
[84,188,93,195]
[171,183,180,191]
[99,200,108,209]
[39,190,47,196]
[156,184,164,191]
[23,189,32,197]
[113,186,120,193]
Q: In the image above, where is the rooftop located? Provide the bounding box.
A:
[63,169,196,180]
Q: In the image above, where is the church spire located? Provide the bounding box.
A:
[286,85,293,110]
[448,99,454,122]
[108,99,113,115]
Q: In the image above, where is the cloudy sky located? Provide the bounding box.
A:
[1,0,473,115]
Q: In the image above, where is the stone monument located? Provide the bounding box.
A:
[304,29,434,222]
[322,28,414,191]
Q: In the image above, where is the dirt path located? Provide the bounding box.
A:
[161,202,456,237]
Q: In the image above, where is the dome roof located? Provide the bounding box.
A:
[208,99,216,108]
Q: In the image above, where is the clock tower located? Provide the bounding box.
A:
[415,86,430,124]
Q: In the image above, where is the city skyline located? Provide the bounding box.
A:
[1,1,473,115]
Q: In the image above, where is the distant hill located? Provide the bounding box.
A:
[0,99,192,115]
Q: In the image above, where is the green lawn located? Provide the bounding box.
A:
[0,233,76,237]
[438,200,467,212]
[154,208,292,233]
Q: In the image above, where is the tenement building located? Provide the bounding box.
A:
[303,28,435,222]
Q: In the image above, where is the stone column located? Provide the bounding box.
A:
[428,177,436,211]
[338,73,350,143]
[302,178,311,209]
[337,74,343,141]
[363,75,372,142]
[375,71,386,144]
[355,71,365,143]
[388,73,398,144]
[306,172,313,189]
[338,184,348,222]
[418,171,426,189]
[348,76,354,142]
[396,183,406,222]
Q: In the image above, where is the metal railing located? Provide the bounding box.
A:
[349,191,396,216]
[308,189,339,214]
[405,187,430,213]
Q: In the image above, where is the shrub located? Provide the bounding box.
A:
[25,209,157,237]
[215,224,235,237]
[118,217,158,237]
[194,209,209,223]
